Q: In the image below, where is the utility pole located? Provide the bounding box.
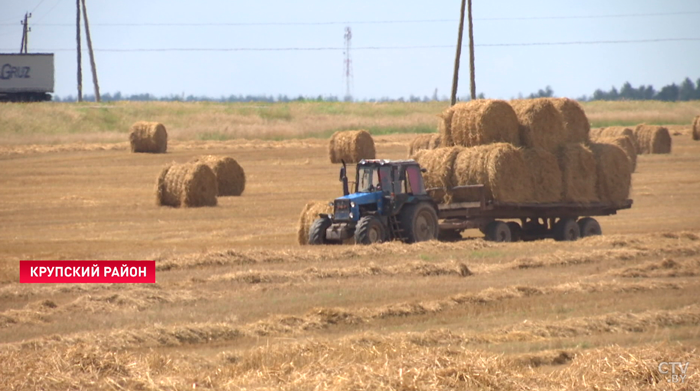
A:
[76,0,83,102]
[81,0,101,102]
[20,12,31,53]
[467,0,476,100]
[450,0,466,106]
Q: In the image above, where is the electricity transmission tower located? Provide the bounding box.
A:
[343,26,353,101]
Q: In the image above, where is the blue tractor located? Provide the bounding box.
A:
[308,159,440,245]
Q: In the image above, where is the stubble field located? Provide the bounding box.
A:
[0,101,699,390]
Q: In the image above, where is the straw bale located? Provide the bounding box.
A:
[407,133,441,157]
[557,143,599,203]
[328,130,375,163]
[589,142,632,204]
[451,143,533,203]
[410,147,462,193]
[155,162,217,207]
[510,98,567,153]
[522,147,562,203]
[693,116,700,141]
[450,100,520,147]
[297,200,333,245]
[191,155,245,196]
[437,106,456,147]
[592,135,637,172]
[633,124,671,154]
[549,98,590,143]
[129,121,167,153]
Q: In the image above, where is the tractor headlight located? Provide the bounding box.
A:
[350,202,356,208]
[349,212,354,219]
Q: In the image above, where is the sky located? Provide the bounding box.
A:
[1,0,698,100]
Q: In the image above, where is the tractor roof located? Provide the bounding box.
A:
[358,159,419,167]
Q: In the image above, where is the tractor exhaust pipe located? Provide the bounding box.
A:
[339,160,349,196]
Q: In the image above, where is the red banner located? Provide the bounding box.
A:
[19,260,156,283]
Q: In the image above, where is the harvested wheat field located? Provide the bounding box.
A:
[1,101,700,390]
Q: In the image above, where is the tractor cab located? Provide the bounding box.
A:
[308,159,438,245]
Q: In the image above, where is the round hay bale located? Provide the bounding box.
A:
[297,200,333,245]
[450,100,521,147]
[589,126,635,140]
[438,106,456,147]
[589,142,632,204]
[155,162,217,207]
[328,130,375,163]
[191,155,245,196]
[451,143,533,203]
[522,147,562,203]
[592,135,637,173]
[633,125,671,154]
[549,98,590,143]
[510,99,567,153]
[411,147,462,193]
[557,143,599,203]
[692,116,700,141]
[407,134,441,157]
[129,121,168,153]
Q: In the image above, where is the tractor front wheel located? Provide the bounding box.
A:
[355,215,387,245]
[308,217,333,245]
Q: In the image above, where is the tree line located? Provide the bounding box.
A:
[52,77,700,103]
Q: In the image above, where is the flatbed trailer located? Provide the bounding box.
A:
[430,185,633,242]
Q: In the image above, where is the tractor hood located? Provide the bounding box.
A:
[336,191,383,204]
[333,191,385,222]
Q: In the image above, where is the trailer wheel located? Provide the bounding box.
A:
[553,218,580,241]
[308,217,333,245]
[355,215,388,245]
[400,202,439,243]
[578,217,602,237]
[507,222,522,242]
[485,221,511,242]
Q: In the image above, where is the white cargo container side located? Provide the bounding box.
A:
[0,53,54,93]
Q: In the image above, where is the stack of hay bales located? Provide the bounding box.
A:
[692,116,700,141]
[510,98,598,203]
[328,130,375,163]
[589,127,637,172]
[297,200,333,245]
[416,98,631,205]
[191,155,245,196]
[407,134,441,157]
[155,162,217,207]
[130,122,168,153]
[633,125,672,154]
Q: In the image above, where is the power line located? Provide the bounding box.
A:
[7,37,698,52]
[3,10,699,27]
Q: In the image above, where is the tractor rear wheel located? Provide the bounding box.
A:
[308,217,332,245]
[400,202,439,243]
[355,215,387,245]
